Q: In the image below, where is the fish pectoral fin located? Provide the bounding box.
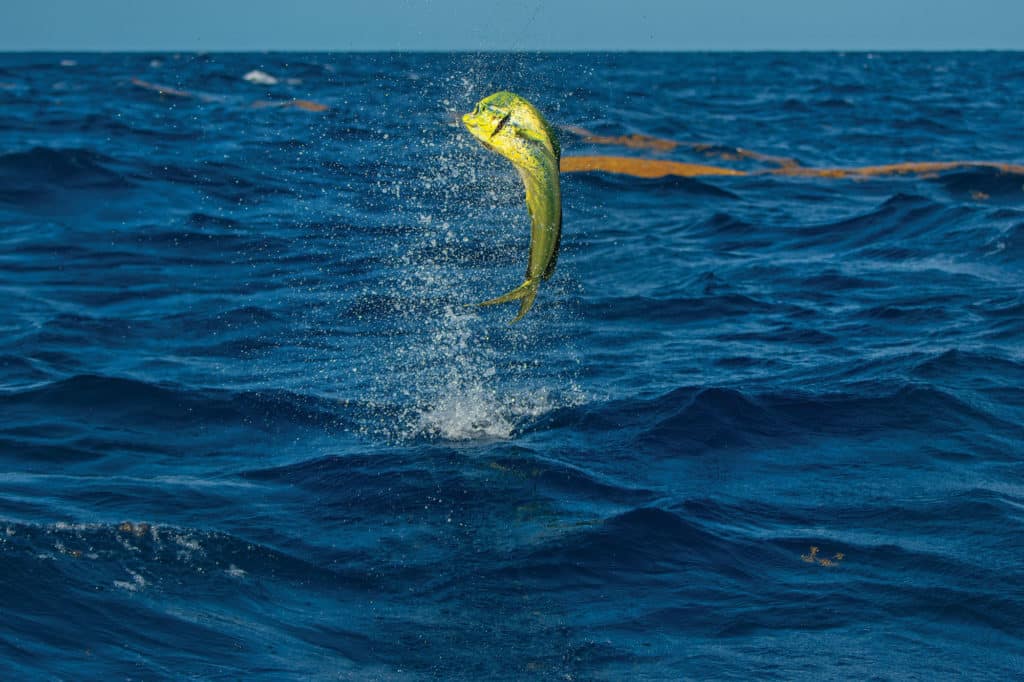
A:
[477,279,540,323]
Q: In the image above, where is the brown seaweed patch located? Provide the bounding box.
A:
[565,126,801,168]
[561,155,746,178]
[559,124,596,138]
[581,133,679,153]
[771,161,1024,178]
[561,155,1024,180]
[132,78,327,112]
[251,99,329,112]
[692,143,801,169]
[131,78,193,99]
[291,99,329,112]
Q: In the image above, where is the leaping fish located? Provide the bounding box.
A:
[462,91,562,323]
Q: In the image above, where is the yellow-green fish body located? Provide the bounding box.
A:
[462,91,561,322]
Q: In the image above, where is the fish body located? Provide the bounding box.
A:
[462,91,561,322]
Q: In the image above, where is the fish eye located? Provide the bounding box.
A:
[490,111,512,139]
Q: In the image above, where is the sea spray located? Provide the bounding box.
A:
[354,71,582,442]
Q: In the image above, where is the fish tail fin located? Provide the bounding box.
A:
[477,279,540,323]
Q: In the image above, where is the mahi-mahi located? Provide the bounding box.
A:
[462,91,561,323]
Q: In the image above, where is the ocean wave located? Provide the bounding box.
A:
[536,382,1022,457]
[565,170,739,199]
[912,348,1024,383]
[0,147,133,201]
[590,293,775,323]
[0,518,384,678]
[0,374,354,434]
[984,220,1024,262]
[937,167,1024,200]
[511,507,732,577]
[0,354,52,389]
[789,193,944,249]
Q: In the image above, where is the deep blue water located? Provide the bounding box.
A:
[1,52,1023,679]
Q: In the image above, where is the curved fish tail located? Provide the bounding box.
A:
[477,279,540,324]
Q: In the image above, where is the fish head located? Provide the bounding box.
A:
[462,91,519,149]
[462,91,555,163]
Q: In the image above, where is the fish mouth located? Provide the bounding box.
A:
[462,114,490,145]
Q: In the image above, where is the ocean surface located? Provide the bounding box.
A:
[1,52,1023,679]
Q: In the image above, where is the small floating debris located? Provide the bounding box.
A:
[801,545,845,567]
[118,521,151,537]
[60,59,77,67]
[243,69,278,85]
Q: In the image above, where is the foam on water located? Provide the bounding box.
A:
[406,307,563,441]
[242,69,278,85]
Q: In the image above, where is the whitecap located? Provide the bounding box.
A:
[243,69,278,85]
[225,564,247,578]
[113,570,146,592]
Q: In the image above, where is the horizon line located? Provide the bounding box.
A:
[3,48,1022,54]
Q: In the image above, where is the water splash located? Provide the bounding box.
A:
[404,306,563,441]
[358,72,582,443]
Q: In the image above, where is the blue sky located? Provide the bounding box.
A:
[3,0,1022,51]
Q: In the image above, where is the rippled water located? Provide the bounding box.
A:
[1,52,1023,679]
